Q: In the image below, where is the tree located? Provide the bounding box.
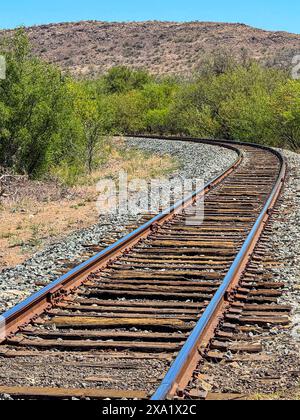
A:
[212,64,287,143]
[168,80,220,137]
[0,29,69,176]
[195,50,236,77]
[272,80,300,151]
[140,80,178,134]
[70,82,115,173]
[103,66,151,94]
[110,90,146,134]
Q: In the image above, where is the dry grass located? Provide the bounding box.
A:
[0,141,178,270]
[95,146,179,182]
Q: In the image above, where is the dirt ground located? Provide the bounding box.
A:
[0,141,177,270]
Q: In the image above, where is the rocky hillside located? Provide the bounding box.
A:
[2,21,300,76]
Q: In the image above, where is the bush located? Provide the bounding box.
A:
[102,66,151,94]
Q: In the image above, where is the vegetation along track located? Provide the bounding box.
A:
[0,137,287,400]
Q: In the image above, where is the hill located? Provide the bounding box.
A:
[2,21,300,76]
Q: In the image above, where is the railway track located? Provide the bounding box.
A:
[0,137,287,400]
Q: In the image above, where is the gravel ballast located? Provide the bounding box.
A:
[0,137,237,313]
[194,148,300,399]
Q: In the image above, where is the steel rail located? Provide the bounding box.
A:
[0,138,242,341]
[149,137,286,400]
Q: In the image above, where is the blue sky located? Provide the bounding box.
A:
[1,0,299,33]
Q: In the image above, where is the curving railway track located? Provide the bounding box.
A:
[0,137,288,400]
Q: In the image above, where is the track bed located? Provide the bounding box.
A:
[0,140,286,400]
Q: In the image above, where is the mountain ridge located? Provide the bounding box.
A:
[2,20,300,76]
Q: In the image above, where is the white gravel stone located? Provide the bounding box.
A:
[273,148,300,344]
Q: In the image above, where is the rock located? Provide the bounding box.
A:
[197,379,213,392]
[188,388,208,399]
